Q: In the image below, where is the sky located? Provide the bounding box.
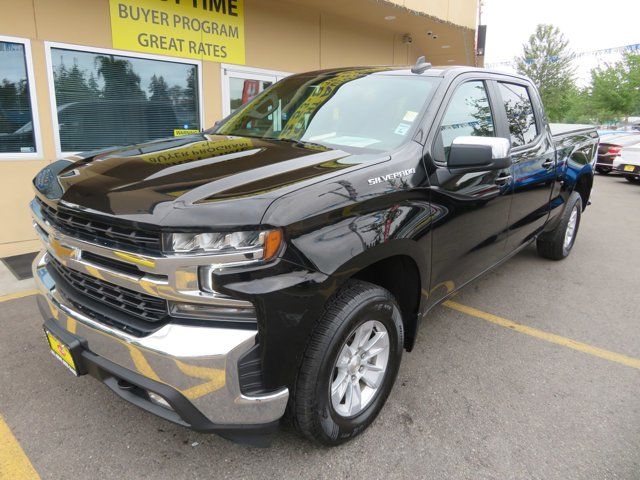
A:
[0,44,28,84]
[482,0,640,85]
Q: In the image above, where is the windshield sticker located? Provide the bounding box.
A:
[403,111,418,122]
[309,132,337,141]
[394,123,411,136]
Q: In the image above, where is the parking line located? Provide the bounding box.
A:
[0,290,38,303]
[0,415,40,479]
[444,300,640,370]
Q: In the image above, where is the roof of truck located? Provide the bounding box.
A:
[290,65,533,83]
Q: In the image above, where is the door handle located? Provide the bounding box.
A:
[495,173,512,185]
[542,158,554,168]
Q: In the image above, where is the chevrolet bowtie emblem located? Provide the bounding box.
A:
[49,237,75,261]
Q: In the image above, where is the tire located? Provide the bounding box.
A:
[536,191,582,260]
[625,175,640,184]
[291,279,404,445]
[596,167,611,174]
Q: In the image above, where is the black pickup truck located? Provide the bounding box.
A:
[31,61,598,446]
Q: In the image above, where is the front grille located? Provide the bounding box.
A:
[48,257,168,324]
[81,251,144,277]
[37,198,161,252]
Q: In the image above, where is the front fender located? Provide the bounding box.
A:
[256,144,434,387]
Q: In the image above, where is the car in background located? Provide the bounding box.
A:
[0,100,181,153]
[596,132,640,174]
[613,143,640,184]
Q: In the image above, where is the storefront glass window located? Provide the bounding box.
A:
[0,41,36,154]
[229,77,273,113]
[50,48,200,152]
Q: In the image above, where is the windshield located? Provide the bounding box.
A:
[212,70,440,151]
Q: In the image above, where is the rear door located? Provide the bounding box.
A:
[494,80,556,251]
[425,77,513,305]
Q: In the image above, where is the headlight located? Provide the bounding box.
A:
[162,229,283,262]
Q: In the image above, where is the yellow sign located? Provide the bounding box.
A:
[173,129,200,136]
[109,0,245,64]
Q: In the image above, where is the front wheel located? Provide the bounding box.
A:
[536,191,582,260]
[625,175,640,184]
[291,280,404,445]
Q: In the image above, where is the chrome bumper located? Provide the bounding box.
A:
[33,251,288,427]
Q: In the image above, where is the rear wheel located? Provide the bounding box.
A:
[291,280,404,445]
[596,166,611,174]
[536,191,582,260]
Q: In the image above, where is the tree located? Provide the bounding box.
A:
[185,68,197,101]
[53,64,96,105]
[515,24,576,122]
[627,53,640,115]
[0,79,18,132]
[87,73,101,98]
[149,74,170,103]
[94,55,145,101]
[562,87,594,124]
[0,79,18,111]
[589,53,640,123]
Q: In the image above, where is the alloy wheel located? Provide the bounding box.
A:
[329,320,390,417]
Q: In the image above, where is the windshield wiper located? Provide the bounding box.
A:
[266,137,329,150]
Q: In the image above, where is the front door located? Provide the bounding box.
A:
[426,79,513,305]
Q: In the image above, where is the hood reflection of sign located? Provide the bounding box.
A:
[109,0,245,64]
[140,137,254,165]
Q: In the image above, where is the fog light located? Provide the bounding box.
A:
[169,301,256,322]
[148,391,172,410]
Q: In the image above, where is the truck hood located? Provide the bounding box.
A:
[35,134,386,227]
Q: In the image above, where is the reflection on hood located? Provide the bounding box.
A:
[31,133,383,223]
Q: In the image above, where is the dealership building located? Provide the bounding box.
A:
[0,0,478,258]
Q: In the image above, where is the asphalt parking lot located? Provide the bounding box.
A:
[1,174,639,480]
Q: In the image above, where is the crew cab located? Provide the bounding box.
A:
[31,61,598,446]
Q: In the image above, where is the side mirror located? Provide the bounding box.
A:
[448,136,512,171]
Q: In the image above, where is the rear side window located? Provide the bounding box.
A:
[439,80,495,153]
[497,82,538,147]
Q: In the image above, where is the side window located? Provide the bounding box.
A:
[440,80,495,156]
[0,39,38,156]
[497,82,538,147]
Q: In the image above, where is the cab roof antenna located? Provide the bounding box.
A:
[411,56,432,74]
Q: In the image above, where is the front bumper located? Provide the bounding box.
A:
[33,251,289,441]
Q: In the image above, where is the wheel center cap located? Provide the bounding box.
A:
[348,355,361,374]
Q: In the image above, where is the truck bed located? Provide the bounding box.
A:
[549,123,598,140]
